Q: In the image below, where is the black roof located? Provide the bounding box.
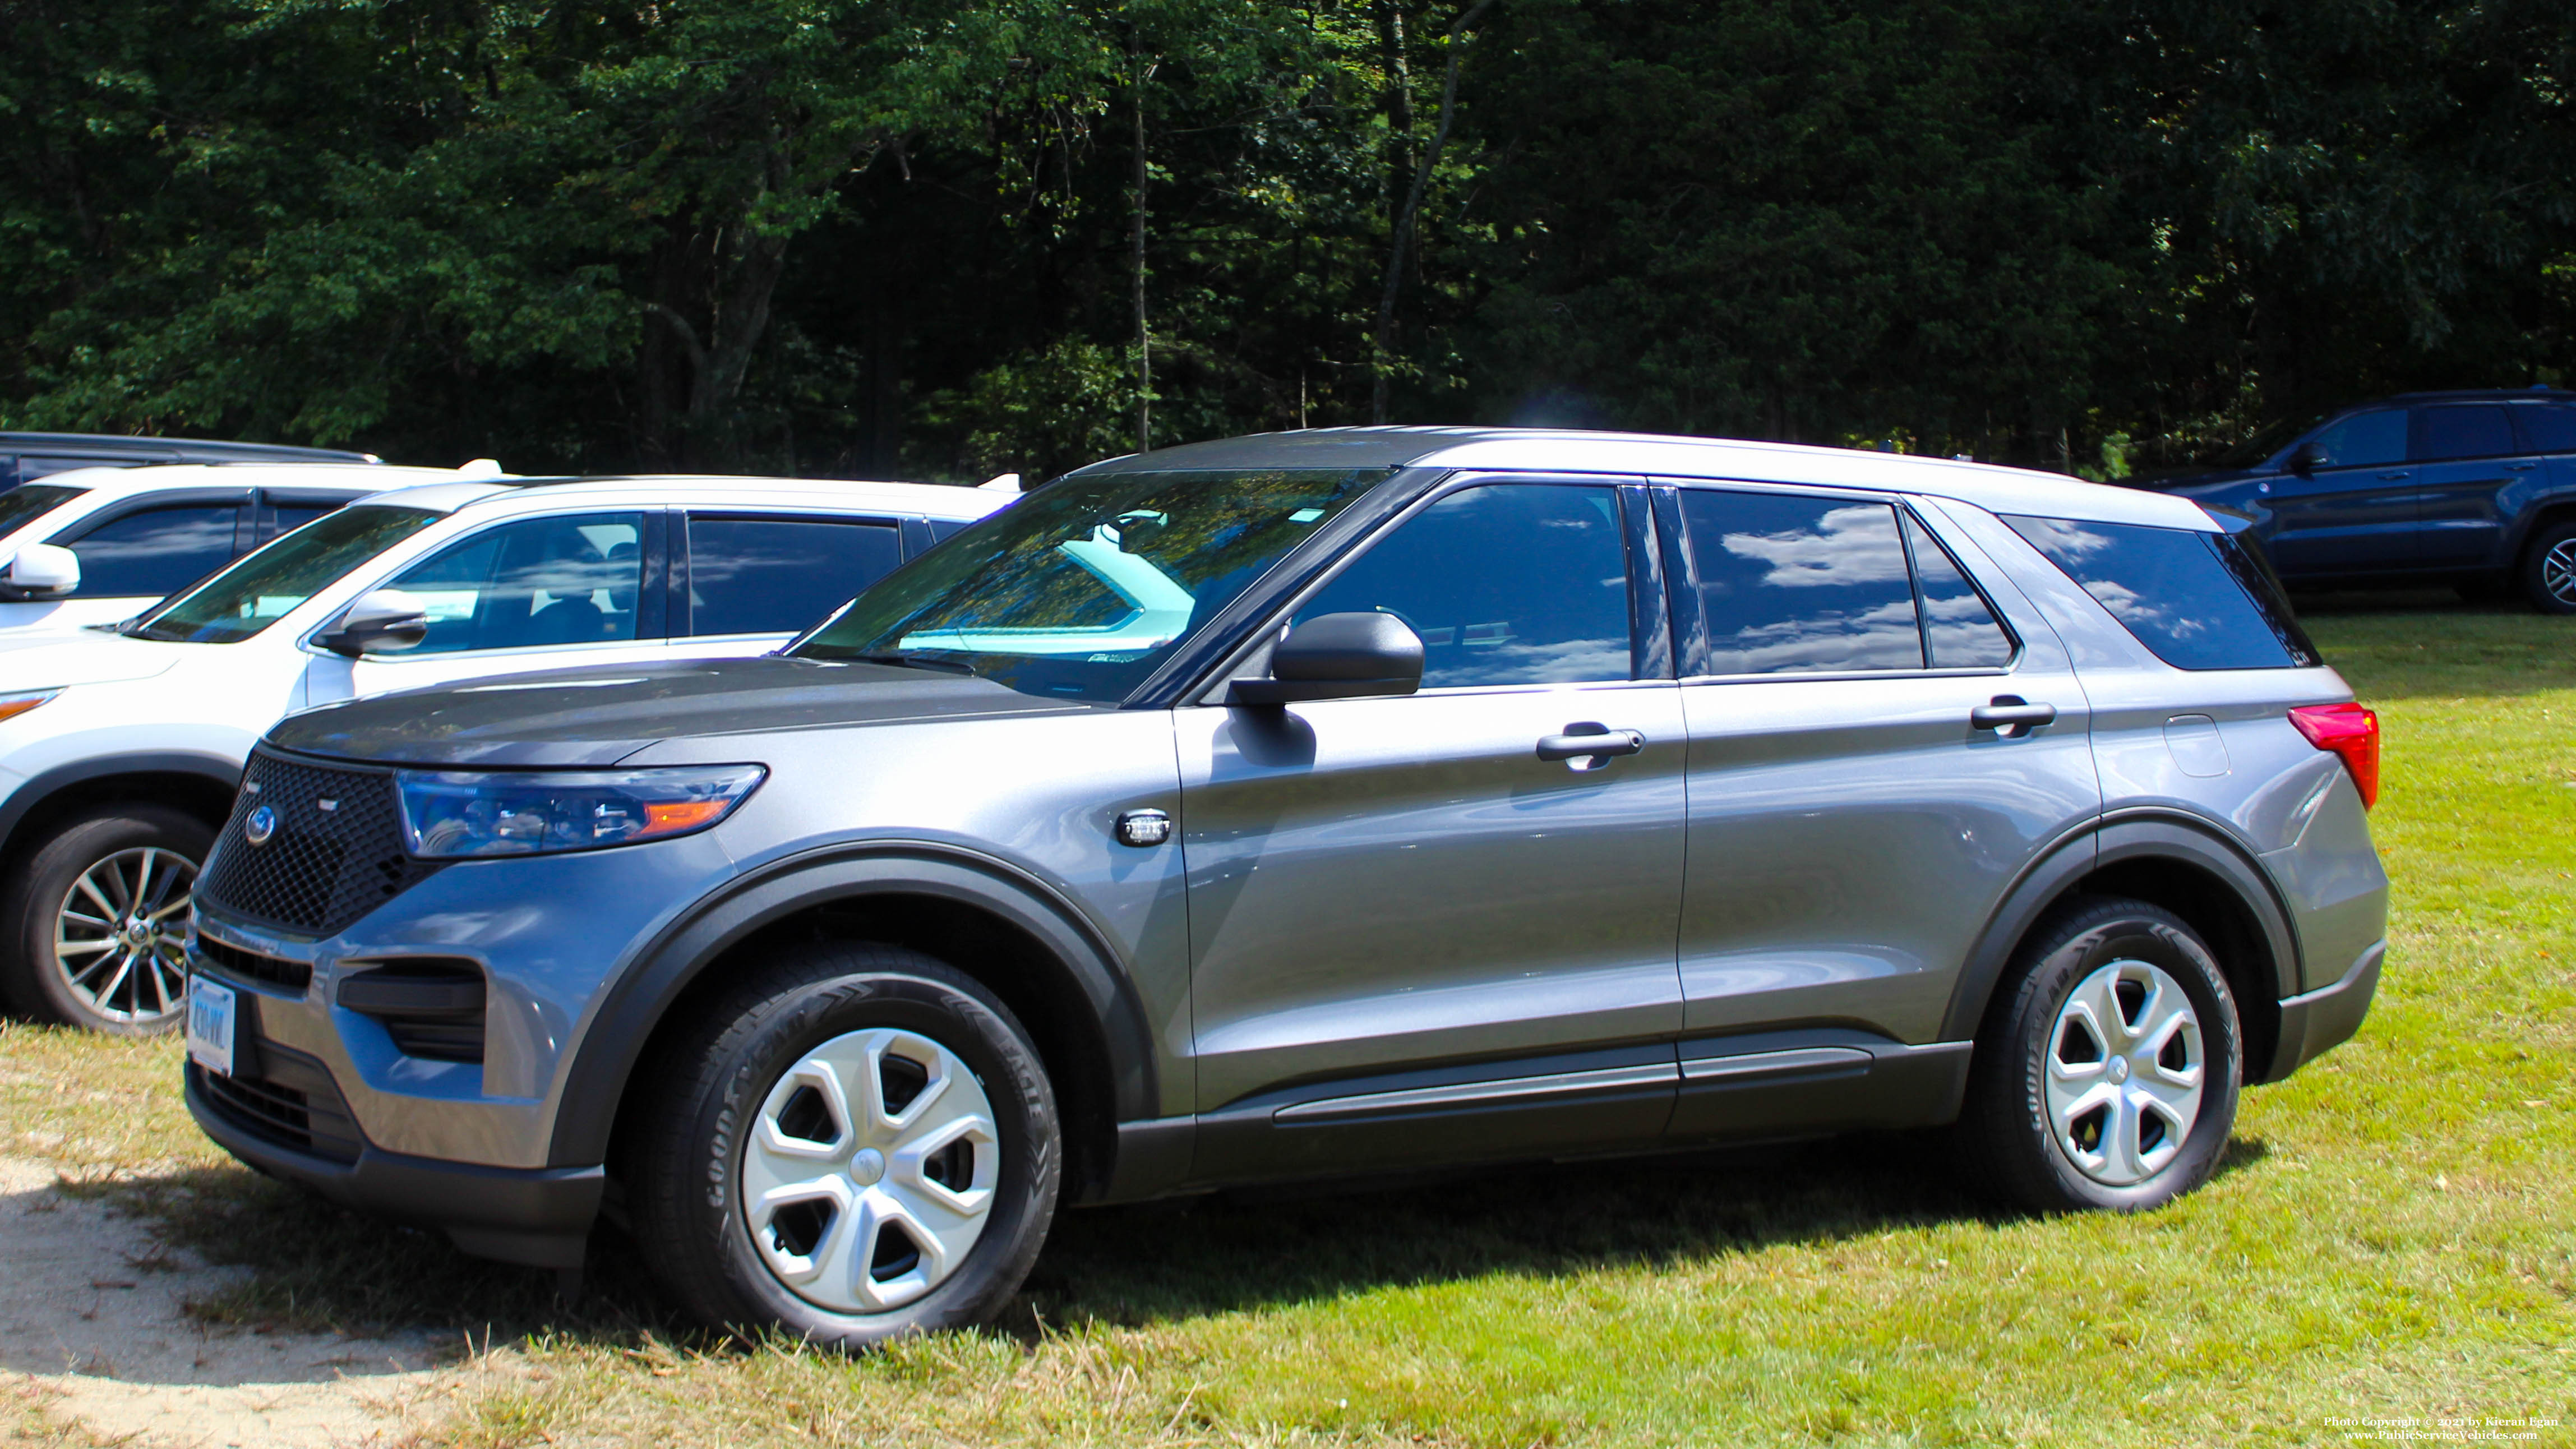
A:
[0,431,372,463]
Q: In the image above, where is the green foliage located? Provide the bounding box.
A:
[2,0,2571,478]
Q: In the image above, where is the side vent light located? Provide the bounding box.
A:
[337,960,487,1064]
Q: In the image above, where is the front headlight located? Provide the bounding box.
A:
[0,690,59,726]
[395,764,767,858]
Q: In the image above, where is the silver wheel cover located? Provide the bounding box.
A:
[52,846,196,1026]
[739,1027,1000,1314]
[2543,537,2576,606]
[2044,959,2205,1187]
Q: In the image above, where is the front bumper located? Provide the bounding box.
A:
[2259,939,2383,1083]
[187,1061,602,1267]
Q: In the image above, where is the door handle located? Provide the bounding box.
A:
[2505,462,2539,472]
[2375,470,2412,480]
[1970,696,2057,738]
[1536,724,1645,769]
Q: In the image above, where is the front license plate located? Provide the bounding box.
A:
[187,976,236,1078]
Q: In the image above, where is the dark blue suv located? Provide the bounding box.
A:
[2141,387,2576,612]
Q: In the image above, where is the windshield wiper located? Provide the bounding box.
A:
[841,651,978,677]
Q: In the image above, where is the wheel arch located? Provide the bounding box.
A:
[0,753,242,869]
[551,845,1158,1205]
[1941,813,2300,1082]
[2509,496,2576,579]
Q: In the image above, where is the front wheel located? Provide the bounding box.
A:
[1,805,210,1032]
[627,941,1060,1347]
[1958,897,2242,1213]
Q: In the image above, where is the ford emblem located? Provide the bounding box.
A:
[244,804,277,846]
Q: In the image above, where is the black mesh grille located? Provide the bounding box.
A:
[197,752,444,936]
[193,935,312,994]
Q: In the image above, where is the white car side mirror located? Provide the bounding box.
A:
[316,589,430,657]
[0,543,80,601]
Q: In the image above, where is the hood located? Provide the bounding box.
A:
[267,656,1096,768]
[0,630,184,691]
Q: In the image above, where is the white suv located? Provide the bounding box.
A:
[0,473,1009,1031]
[0,462,504,635]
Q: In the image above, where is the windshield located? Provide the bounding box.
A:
[131,504,441,644]
[793,468,1389,701]
[0,484,86,539]
[2206,412,2328,471]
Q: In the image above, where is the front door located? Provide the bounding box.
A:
[1658,484,2102,1136]
[2265,407,2419,579]
[1177,478,1686,1179]
[303,509,673,704]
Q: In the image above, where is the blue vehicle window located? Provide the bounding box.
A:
[63,504,239,598]
[2306,410,2407,469]
[1296,483,1633,689]
[687,518,903,636]
[1680,490,1922,675]
[2005,516,2319,670]
[385,513,645,653]
[2412,405,2517,462]
[2513,404,2576,454]
[1901,512,2014,668]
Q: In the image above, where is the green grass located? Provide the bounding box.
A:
[4,595,2572,1447]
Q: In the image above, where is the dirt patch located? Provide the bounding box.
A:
[0,1156,495,1447]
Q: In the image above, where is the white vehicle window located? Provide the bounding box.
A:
[133,504,441,644]
[384,512,647,653]
[686,516,902,636]
[62,502,240,598]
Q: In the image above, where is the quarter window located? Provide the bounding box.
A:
[1902,513,2015,668]
[63,503,241,598]
[1295,483,1634,689]
[2005,515,2319,670]
[1678,490,1922,675]
[2517,404,2576,454]
[382,512,646,653]
[687,517,903,637]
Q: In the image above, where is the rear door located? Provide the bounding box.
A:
[2264,407,2418,579]
[1658,483,2101,1136]
[2411,404,2529,571]
[1176,477,1687,1179]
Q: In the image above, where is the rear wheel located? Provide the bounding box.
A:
[2521,518,2576,615]
[1,805,209,1032]
[627,940,1059,1347]
[1958,897,2241,1212]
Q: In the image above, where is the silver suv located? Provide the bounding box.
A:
[181,430,2388,1345]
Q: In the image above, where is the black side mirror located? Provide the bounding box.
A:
[1229,612,1425,705]
[2289,441,2328,477]
[315,589,431,658]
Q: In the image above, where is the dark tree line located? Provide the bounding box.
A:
[3,0,2570,482]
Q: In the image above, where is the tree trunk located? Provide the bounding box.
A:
[1373,0,1495,425]
[1131,54,1155,454]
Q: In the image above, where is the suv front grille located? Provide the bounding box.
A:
[197,752,445,937]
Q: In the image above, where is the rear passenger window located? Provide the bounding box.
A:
[2005,515,2320,670]
[686,517,904,636]
[2514,405,2576,454]
[1901,513,2015,668]
[63,503,241,598]
[2412,405,2517,462]
[1678,491,1921,675]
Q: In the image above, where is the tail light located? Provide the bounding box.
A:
[2288,702,2380,809]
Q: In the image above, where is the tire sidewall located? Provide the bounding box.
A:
[3,806,211,1033]
[2000,907,2242,1212]
[685,967,1059,1346]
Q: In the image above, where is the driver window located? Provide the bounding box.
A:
[1294,483,1633,689]
[382,511,645,654]
[2305,410,2408,470]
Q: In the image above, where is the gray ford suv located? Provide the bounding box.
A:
[181,428,2388,1345]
